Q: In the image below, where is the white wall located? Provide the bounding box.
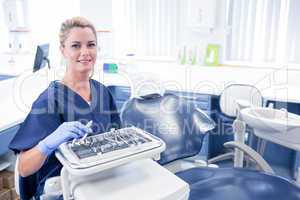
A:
[1,0,299,88]
[1,0,224,67]
[28,0,80,67]
[177,0,226,63]
[79,0,226,62]
[0,0,9,52]
[80,0,112,30]
[77,0,300,88]
[0,0,80,69]
[80,0,114,59]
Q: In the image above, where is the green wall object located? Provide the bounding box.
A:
[204,44,220,66]
[109,63,118,73]
[103,63,118,73]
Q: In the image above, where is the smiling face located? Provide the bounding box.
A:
[60,27,97,74]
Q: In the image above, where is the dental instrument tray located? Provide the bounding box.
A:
[55,126,166,176]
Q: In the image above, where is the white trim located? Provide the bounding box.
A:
[125,56,176,63]
[222,61,300,71]
[222,60,285,70]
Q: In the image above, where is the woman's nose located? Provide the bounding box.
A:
[80,46,90,55]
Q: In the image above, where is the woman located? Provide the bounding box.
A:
[9,16,121,200]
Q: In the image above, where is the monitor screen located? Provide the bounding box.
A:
[33,44,50,72]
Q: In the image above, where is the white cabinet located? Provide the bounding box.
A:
[2,0,30,54]
[2,0,28,30]
[69,159,189,200]
[187,0,216,30]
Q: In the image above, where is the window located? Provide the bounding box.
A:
[286,0,300,64]
[225,0,298,66]
[112,0,179,60]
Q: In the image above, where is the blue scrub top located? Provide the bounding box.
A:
[9,79,121,200]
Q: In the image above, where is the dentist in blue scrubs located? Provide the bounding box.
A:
[9,16,121,200]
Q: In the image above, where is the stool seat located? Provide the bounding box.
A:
[176,167,300,200]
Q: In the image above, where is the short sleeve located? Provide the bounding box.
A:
[9,96,61,153]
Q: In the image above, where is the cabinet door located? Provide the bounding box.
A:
[3,0,28,30]
[187,0,216,29]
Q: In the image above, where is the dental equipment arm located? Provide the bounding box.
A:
[224,141,275,175]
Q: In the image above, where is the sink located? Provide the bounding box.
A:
[241,107,300,150]
[241,107,300,133]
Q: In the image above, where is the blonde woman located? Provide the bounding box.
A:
[9,17,121,200]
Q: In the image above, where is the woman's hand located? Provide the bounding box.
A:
[19,121,92,177]
[37,121,92,156]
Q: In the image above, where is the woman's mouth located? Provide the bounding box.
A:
[78,59,92,64]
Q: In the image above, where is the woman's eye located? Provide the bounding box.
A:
[88,43,96,48]
[71,44,80,48]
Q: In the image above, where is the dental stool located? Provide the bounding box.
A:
[121,92,300,200]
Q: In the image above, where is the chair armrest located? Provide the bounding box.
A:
[14,155,20,195]
[224,141,275,175]
[193,108,216,134]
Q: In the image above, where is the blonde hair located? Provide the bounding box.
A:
[59,16,97,46]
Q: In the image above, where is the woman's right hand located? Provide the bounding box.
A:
[37,121,92,156]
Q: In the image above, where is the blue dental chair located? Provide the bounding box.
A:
[121,92,300,200]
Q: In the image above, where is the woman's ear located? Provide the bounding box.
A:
[60,45,65,56]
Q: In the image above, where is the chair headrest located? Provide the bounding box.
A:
[129,73,165,98]
[139,93,162,100]
[220,84,263,117]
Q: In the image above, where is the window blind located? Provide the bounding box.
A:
[286,0,300,64]
[112,0,179,59]
[225,0,294,65]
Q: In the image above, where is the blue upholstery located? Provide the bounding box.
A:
[121,93,214,165]
[121,93,300,200]
[176,167,300,200]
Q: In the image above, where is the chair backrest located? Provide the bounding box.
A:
[121,93,215,165]
[220,84,263,117]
